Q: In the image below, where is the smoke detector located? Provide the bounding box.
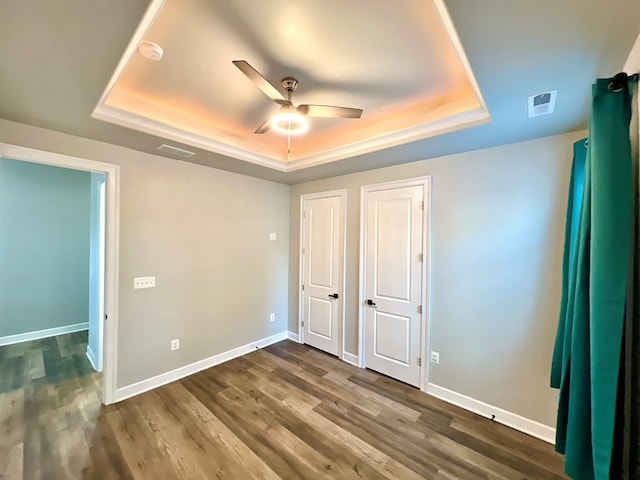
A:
[138,40,164,61]
[528,91,557,117]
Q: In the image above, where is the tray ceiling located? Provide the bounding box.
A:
[93,0,488,172]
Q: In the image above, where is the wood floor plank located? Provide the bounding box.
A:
[22,349,45,382]
[0,389,24,449]
[263,342,330,377]
[56,334,76,357]
[449,416,565,472]
[284,395,426,480]
[80,410,135,480]
[135,388,241,479]
[270,366,386,420]
[0,442,23,479]
[11,339,568,479]
[222,374,389,480]
[324,370,422,421]
[417,412,567,480]
[0,357,24,393]
[313,395,442,478]
[105,398,179,479]
[161,382,281,480]
[183,377,318,480]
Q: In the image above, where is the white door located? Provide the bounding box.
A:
[364,184,424,387]
[302,194,344,356]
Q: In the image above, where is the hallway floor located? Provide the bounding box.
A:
[0,331,96,393]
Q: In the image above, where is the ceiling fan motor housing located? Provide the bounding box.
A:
[281,77,299,92]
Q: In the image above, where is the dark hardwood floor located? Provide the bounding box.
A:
[0,339,568,479]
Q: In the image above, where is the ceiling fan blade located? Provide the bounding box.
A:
[233,60,287,104]
[254,119,271,134]
[298,104,363,119]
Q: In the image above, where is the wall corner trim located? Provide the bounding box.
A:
[86,345,98,371]
[287,331,300,343]
[0,322,89,347]
[115,331,288,402]
[342,352,360,367]
[426,383,556,444]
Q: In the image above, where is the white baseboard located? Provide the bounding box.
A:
[115,331,288,403]
[0,322,88,346]
[342,351,360,367]
[287,331,300,342]
[426,383,556,444]
[86,345,98,371]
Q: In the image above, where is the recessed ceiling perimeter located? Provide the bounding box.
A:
[92,0,490,172]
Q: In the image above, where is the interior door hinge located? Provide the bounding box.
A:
[418,357,422,367]
[301,321,305,327]
[303,211,306,219]
[302,247,305,255]
[421,201,424,210]
[302,284,305,291]
[418,305,423,314]
[418,253,423,262]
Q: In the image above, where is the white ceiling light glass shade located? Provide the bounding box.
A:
[271,108,308,135]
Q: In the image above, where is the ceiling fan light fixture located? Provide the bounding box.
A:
[271,111,308,135]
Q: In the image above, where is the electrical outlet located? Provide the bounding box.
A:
[134,276,155,289]
[171,339,180,351]
[269,233,276,241]
[430,351,440,364]
[269,313,275,322]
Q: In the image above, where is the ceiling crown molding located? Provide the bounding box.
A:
[92,0,489,172]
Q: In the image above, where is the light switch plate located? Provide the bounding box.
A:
[134,276,155,289]
[269,233,276,241]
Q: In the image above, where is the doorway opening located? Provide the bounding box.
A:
[0,143,119,404]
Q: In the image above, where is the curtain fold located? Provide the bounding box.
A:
[628,79,639,480]
[551,75,636,480]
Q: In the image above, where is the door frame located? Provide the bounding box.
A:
[298,189,347,359]
[358,176,432,392]
[0,142,121,405]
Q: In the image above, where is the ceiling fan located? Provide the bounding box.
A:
[233,60,363,135]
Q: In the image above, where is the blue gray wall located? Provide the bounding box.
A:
[0,157,91,338]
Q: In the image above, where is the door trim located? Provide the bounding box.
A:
[299,189,347,359]
[358,176,432,392]
[0,142,121,405]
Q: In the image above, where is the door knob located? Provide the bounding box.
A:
[367,299,377,307]
[328,293,339,299]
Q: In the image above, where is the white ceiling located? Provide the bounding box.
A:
[0,1,638,183]
[95,0,488,171]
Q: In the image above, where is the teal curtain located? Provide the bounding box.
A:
[551,75,636,479]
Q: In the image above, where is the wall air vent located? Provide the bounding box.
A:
[528,90,557,117]
[155,144,196,158]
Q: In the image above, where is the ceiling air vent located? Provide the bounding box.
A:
[528,90,557,117]
[155,144,196,158]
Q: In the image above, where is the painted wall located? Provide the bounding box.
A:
[0,119,290,388]
[0,157,91,338]
[0,116,581,429]
[289,131,586,427]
